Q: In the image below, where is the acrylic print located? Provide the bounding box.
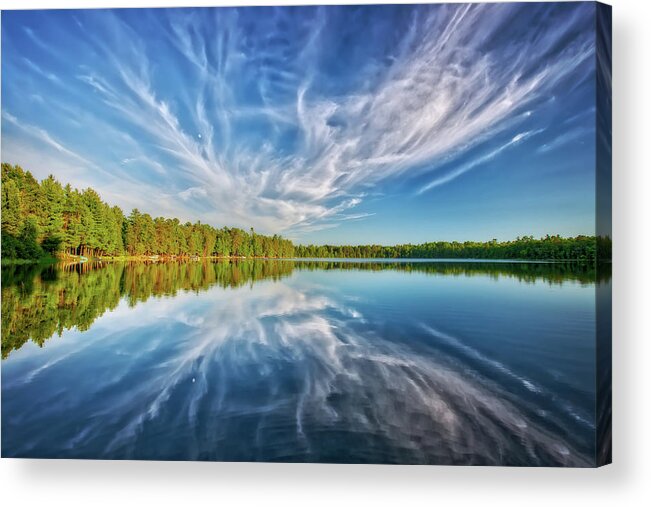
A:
[1,2,612,466]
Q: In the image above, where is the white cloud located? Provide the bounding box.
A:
[537,126,593,154]
[2,111,93,166]
[418,129,545,194]
[178,186,208,201]
[6,4,595,237]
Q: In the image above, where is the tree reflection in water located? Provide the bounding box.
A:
[2,259,606,359]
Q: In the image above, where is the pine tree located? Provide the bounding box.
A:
[1,178,22,236]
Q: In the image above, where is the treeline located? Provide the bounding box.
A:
[295,235,608,261]
[1,164,294,260]
[2,163,609,262]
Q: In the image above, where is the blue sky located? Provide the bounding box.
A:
[1,3,598,244]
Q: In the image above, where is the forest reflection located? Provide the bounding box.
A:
[1,259,608,359]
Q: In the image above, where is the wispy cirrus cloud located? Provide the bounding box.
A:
[22,57,61,83]
[537,126,593,154]
[2,4,596,238]
[2,111,92,166]
[418,129,545,194]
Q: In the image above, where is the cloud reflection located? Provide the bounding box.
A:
[5,278,592,465]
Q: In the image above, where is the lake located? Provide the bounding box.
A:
[1,259,607,465]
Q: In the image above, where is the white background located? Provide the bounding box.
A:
[1,0,649,505]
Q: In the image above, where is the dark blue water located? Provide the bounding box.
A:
[1,260,601,465]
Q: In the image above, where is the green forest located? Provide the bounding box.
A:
[1,164,294,261]
[295,235,611,261]
[1,163,610,262]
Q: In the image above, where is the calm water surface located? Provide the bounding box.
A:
[1,260,605,465]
